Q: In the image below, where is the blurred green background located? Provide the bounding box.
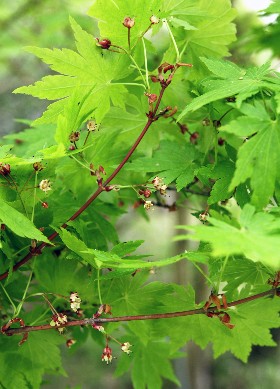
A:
[1,1,280,388]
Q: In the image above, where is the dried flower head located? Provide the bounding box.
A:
[39,179,51,193]
[69,131,80,143]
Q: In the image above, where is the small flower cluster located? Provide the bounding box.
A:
[121,342,132,355]
[152,176,167,195]
[101,342,132,365]
[87,120,99,132]
[102,346,113,364]
[69,292,81,312]
[50,313,67,333]
[39,179,51,193]
[144,200,154,211]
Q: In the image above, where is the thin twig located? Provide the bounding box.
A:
[2,287,279,336]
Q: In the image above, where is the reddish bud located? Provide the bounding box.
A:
[1,224,5,230]
[68,145,76,151]
[218,137,225,146]
[158,62,171,74]
[0,163,11,176]
[96,38,111,50]
[105,185,115,192]
[144,189,152,198]
[150,75,159,83]
[98,165,106,175]
[213,120,221,128]
[123,17,135,28]
[66,339,76,348]
[41,202,49,209]
[190,132,199,144]
[145,93,158,104]
[33,162,43,171]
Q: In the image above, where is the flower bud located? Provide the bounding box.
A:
[0,163,11,176]
[190,132,199,144]
[123,17,135,29]
[33,162,43,171]
[150,15,159,24]
[96,38,111,50]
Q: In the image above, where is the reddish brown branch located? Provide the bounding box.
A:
[2,287,279,337]
[0,83,170,281]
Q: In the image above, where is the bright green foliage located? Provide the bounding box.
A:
[14,17,131,123]
[126,140,199,190]
[0,331,65,389]
[222,103,280,209]
[0,200,50,243]
[1,1,280,388]
[178,204,280,268]
[178,58,280,119]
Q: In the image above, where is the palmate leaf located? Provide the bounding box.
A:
[88,0,162,48]
[161,0,236,70]
[58,228,187,270]
[153,284,280,362]
[197,161,235,205]
[14,17,130,123]
[0,331,65,389]
[176,204,280,269]
[178,58,280,120]
[0,200,50,244]
[126,140,198,190]
[221,103,280,209]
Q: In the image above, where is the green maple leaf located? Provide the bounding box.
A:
[0,199,51,244]
[264,0,280,13]
[130,340,180,389]
[208,257,271,295]
[0,331,65,389]
[14,17,130,123]
[211,297,280,362]
[162,0,236,69]
[197,161,235,205]
[177,204,280,268]
[152,284,280,362]
[221,102,280,209]
[178,58,280,120]
[88,0,162,49]
[126,140,198,190]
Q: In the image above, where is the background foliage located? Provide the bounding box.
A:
[1,1,280,388]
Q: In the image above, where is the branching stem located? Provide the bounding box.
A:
[0,82,169,281]
[3,287,279,336]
